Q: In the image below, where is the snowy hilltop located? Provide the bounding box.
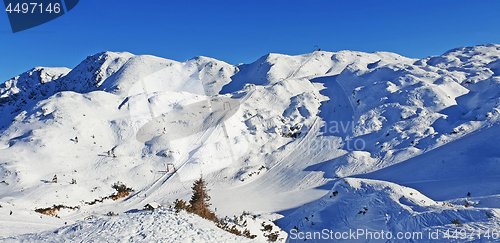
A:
[1,44,500,242]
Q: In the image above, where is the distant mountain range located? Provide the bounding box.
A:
[2,44,500,242]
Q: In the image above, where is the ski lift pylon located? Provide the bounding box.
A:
[166,163,177,173]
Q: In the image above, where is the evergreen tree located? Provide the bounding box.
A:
[189,175,218,222]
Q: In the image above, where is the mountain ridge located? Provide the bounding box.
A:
[1,44,500,242]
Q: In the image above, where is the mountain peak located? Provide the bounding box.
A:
[60,51,134,92]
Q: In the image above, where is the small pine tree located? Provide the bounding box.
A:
[189,175,218,222]
[52,175,57,183]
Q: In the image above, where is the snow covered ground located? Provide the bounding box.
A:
[1,209,256,242]
[1,44,500,242]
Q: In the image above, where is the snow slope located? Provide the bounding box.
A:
[280,178,499,242]
[1,44,500,242]
[2,209,255,243]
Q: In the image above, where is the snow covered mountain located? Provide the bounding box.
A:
[1,44,500,242]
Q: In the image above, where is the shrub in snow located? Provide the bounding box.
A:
[261,222,281,242]
[111,182,133,200]
[451,219,463,226]
[106,211,118,216]
[35,204,79,218]
[265,232,279,242]
[174,199,189,213]
[216,221,244,236]
[85,183,133,205]
[262,222,273,231]
[242,229,256,239]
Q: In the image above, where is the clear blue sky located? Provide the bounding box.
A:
[1,0,499,82]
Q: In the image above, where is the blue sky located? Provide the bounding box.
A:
[1,0,499,82]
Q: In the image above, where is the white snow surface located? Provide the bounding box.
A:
[2,209,255,243]
[1,44,500,242]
